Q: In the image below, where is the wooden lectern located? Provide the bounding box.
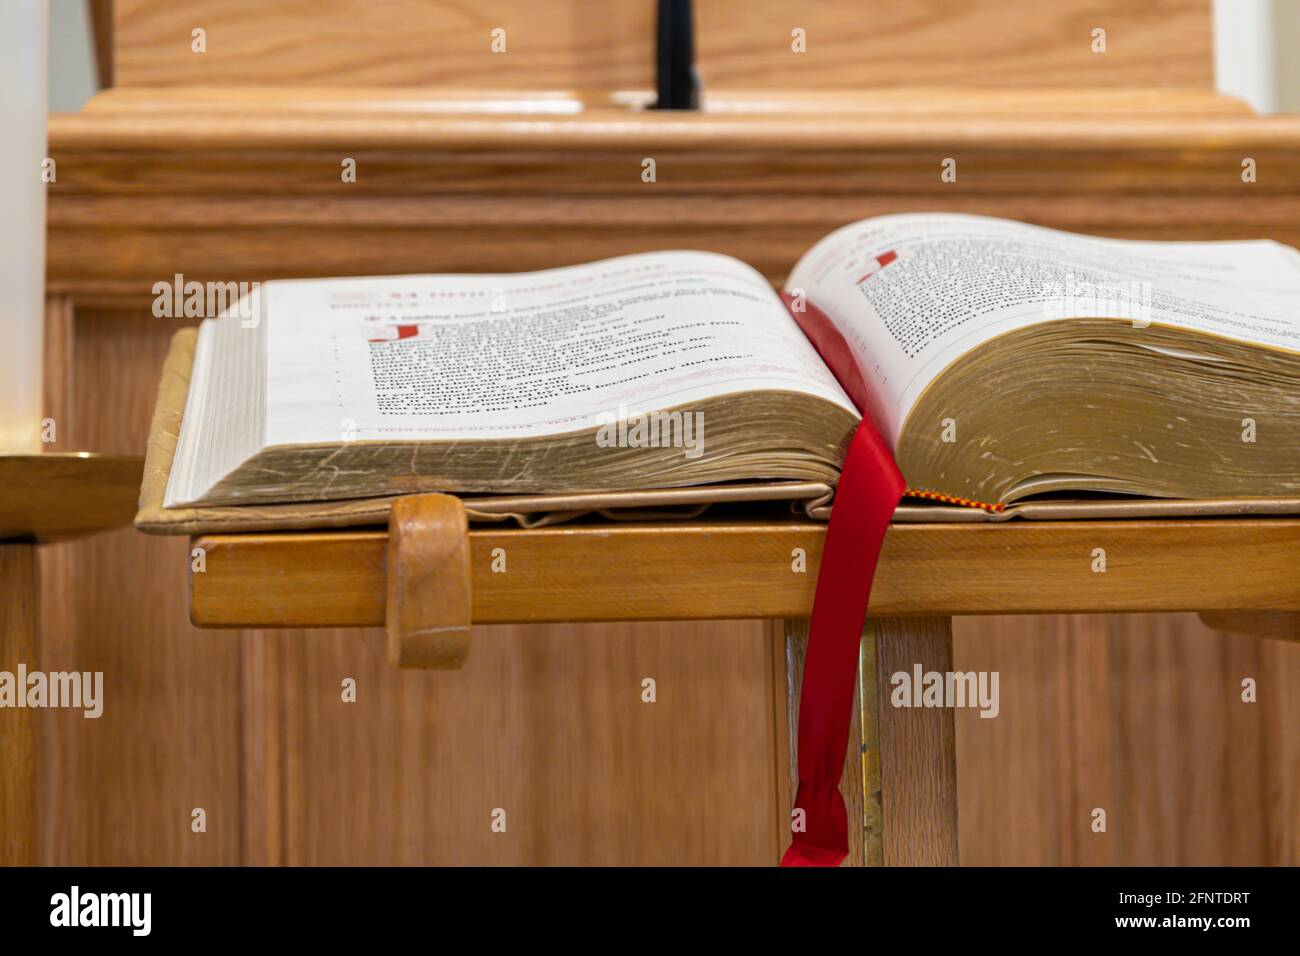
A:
[187,506,1300,865]
[25,0,1300,866]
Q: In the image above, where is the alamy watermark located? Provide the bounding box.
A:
[1042,272,1153,328]
[50,886,150,936]
[152,273,260,326]
[890,664,999,718]
[0,664,102,719]
[595,403,705,460]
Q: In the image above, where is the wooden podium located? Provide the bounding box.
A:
[188,512,1300,865]
[46,84,1300,863]
[31,0,1300,866]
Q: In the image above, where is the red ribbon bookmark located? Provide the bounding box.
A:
[778,292,906,867]
[780,418,904,867]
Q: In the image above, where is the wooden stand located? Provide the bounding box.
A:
[40,1,1300,857]
[188,512,1300,865]
[0,454,143,865]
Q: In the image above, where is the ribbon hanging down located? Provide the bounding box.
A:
[779,417,905,867]
[778,292,906,867]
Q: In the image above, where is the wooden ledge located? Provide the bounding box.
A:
[79,87,1257,120]
[0,453,144,543]
[46,87,1300,307]
[50,90,1300,152]
[189,517,1300,628]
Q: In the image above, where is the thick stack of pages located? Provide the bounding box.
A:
[140,214,1300,532]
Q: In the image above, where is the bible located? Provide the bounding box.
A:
[160,213,1300,516]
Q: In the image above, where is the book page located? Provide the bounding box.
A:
[785,213,1300,445]
[263,251,855,446]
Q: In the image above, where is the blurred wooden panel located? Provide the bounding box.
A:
[0,545,39,865]
[874,618,960,866]
[953,613,1300,865]
[246,620,776,865]
[47,89,1300,306]
[41,297,74,453]
[112,0,1213,90]
[49,193,1300,308]
[38,306,242,865]
[37,304,780,865]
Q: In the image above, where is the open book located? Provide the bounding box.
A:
[165,213,1300,514]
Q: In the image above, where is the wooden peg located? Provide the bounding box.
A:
[386,493,472,669]
[1199,610,1300,643]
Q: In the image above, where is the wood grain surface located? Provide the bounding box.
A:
[36,11,1300,863]
[385,494,472,669]
[47,88,1300,306]
[111,0,1214,90]
[954,613,1300,865]
[38,308,243,865]
[0,546,39,865]
[189,518,1300,627]
[775,616,960,867]
[0,454,143,542]
[874,617,959,866]
[85,86,1256,118]
[240,619,778,865]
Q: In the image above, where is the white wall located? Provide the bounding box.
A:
[1213,0,1300,112]
[49,0,98,111]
